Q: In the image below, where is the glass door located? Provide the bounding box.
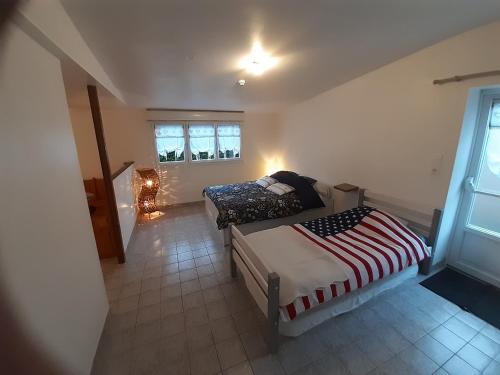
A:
[466,100,500,238]
[449,92,500,287]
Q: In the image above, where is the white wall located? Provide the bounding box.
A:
[113,163,137,250]
[0,24,108,375]
[69,106,280,205]
[277,21,500,263]
[69,107,102,179]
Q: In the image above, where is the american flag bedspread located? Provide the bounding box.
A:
[280,206,430,321]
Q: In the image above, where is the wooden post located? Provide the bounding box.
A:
[421,208,442,275]
[228,224,237,278]
[267,272,280,353]
[358,188,366,207]
[87,85,126,264]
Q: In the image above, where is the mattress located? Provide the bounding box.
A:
[279,264,419,336]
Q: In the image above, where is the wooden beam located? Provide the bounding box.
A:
[87,85,126,264]
[146,108,244,113]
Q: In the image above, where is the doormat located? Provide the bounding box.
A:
[421,267,500,329]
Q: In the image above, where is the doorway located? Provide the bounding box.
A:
[449,90,500,287]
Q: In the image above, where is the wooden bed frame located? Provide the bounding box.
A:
[228,189,443,353]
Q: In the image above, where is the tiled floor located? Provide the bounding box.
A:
[93,203,500,375]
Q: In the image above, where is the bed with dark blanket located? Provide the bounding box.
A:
[203,171,325,229]
[203,182,303,229]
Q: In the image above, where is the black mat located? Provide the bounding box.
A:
[420,267,500,329]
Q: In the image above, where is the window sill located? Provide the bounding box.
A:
[158,158,242,167]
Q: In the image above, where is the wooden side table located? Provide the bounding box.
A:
[333,183,359,213]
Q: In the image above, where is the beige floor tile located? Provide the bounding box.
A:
[190,345,221,375]
[161,312,185,338]
[182,291,205,311]
[136,303,161,325]
[161,296,183,317]
[185,305,209,326]
[217,337,248,370]
[207,300,231,320]
[181,279,201,295]
[211,316,238,343]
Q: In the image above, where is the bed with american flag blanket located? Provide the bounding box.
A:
[280,206,430,321]
[229,199,441,351]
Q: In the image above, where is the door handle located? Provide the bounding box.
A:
[464,176,476,192]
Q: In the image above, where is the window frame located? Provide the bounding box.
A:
[154,121,242,165]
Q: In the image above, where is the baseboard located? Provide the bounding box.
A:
[429,260,447,274]
[125,214,140,253]
[158,200,204,209]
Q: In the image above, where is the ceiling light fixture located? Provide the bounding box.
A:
[238,79,246,86]
[240,41,277,76]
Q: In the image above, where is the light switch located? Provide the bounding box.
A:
[431,154,443,175]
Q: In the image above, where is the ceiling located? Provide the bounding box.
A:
[61,0,500,112]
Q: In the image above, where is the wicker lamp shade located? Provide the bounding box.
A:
[137,168,160,214]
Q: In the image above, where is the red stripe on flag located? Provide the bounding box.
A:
[331,283,338,297]
[374,210,428,261]
[344,280,351,293]
[351,228,402,272]
[302,296,311,310]
[323,236,374,283]
[343,232,391,276]
[368,214,418,264]
[286,303,297,320]
[316,289,324,303]
[334,234,384,280]
[359,221,412,268]
[292,225,363,288]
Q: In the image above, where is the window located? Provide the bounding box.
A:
[217,124,241,159]
[468,100,500,235]
[155,124,185,162]
[189,124,216,161]
[155,122,242,164]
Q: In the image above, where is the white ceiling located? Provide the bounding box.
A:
[61,0,500,112]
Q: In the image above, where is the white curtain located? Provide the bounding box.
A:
[218,124,240,158]
[189,124,215,159]
[155,124,185,159]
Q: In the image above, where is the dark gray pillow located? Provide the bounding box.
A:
[300,176,317,185]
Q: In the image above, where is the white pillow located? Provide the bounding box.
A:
[267,182,295,195]
[255,176,278,188]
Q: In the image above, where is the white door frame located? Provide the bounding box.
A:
[448,89,500,287]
